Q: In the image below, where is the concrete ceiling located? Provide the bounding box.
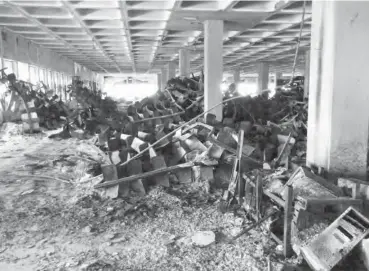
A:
[0,0,311,75]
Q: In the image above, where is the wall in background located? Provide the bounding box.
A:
[0,27,102,90]
[1,28,74,75]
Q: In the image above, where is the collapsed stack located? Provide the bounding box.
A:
[0,69,71,131]
[166,75,204,120]
[92,76,308,201]
[1,72,70,132]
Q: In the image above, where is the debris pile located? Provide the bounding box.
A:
[89,77,310,201]
[2,69,369,270]
[0,68,70,132]
[0,68,119,135]
[166,75,204,120]
[90,76,369,270]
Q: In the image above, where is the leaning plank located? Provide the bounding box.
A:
[297,196,362,210]
[284,185,294,258]
[101,164,119,199]
[263,190,285,207]
[95,162,194,188]
[208,136,262,165]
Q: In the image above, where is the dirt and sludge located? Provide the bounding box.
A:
[2,74,369,271]
[1,127,365,271]
[0,124,290,271]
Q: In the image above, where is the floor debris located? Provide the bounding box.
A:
[1,73,369,270]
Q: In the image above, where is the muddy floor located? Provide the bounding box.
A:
[0,123,290,271]
[0,123,364,271]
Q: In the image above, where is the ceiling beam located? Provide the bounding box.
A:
[61,0,122,73]
[118,0,136,73]
[148,0,179,72]
[219,0,238,11]
[3,0,109,73]
[222,1,306,58]
[185,2,299,70]
[222,17,312,66]
[237,41,310,70]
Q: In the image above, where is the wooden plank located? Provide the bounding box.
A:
[270,232,283,245]
[225,130,245,203]
[297,197,363,210]
[345,214,367,232]
[264,190,285,207]
[95,162,194,188]
[256,175,262,222]
[232,210,281,241]
[101,164,119,199]
[208,136,262,165]
[151,155,170,187]
[237,129,245,204]
[301,207,369,271]
[284,185,293,258]
[126,159,146,196]
[181,122,214,135]
[338,177,369,186]
[338,219,362,237]
[353,183,360,199]
[275,133,292,167]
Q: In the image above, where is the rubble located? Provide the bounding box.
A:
[2,70,369,270]
[301,206,369,271]
[0,68,69,131]
[191,231,216,247]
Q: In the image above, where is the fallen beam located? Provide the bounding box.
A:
[95,162,194,188]
[284,185,293,258]
[263,190,285,207]
[297,197,363,210]
[208,136,262,165]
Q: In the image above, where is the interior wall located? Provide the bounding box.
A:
[0,27,107,85]
[1,28,74,75]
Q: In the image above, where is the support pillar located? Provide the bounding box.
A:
[275,72,282,80]
[166,62,176,80]
[257,62,269,93]
[304,50,310,98]
[204,20,223,121]
[179,48,190,77]
[233,68,240,84]
[307,1,369,179]
[157,73,162,90]
[161,68,168,88]
[0,28,4,69]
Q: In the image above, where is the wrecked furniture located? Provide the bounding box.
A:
[301,207,369,271]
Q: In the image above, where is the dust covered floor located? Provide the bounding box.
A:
[0,124,296,271]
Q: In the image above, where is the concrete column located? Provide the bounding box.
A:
[275,72,282,80]
[161,68,168,88]
[257,62,269,93]
[304,50,310,98]
[233,69,240,84]
[166,62,176,80]
[307,1,369,179]
[179,48,190,77]
[204,20,223,121]
[0,28,3,69]
[157,73,162,90]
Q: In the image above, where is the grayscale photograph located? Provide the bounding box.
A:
[0,0,368,270]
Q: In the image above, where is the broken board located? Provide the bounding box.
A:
[150,155,170,187]
[101,164,119,199]
[281,167,343,201]
[126,160,146,196]
[301,207,369,271]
